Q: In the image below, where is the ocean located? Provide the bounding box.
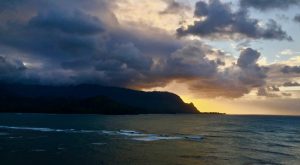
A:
[0,113,299,165]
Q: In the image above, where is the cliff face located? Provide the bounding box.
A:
[0,84,199,114]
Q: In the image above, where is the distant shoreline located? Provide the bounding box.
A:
[0,112,225,116]
[200,112,226,115]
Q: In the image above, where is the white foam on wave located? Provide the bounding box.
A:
[132,135,182,142]
[101,130,148,137]
[0,125,66,132]
[0,125,203,142]
[118,130,148,137]
[131,134,203,142]
[102,129,203,142]
[0,125,99,134]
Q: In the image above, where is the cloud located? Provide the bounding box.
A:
[283,81,300,86]
[177,0,292,41]
[186,48,268,98]
[256,85,293,98]
[0,56,27,82]
[0,5,269,98]
[268,86,280,92]
[280,49,297,56]
[294,14,300,23]
[165,42,220,78]
[0,2,170,87]
[160,0,190,15]
[0,56,26,73]
[281,66,300,74]
[0,0,297,100]
[240,0,300,10]
[28,10,105,35]
[236,48,267,86]
[257,87,280,97]
[237,48,260,68]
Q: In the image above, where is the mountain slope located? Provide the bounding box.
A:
[0,84,199,114]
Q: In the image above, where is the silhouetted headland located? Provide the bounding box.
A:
[0,84,200,115]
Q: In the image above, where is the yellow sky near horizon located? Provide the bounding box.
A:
[180,96,274,115]
[143,83,300,115]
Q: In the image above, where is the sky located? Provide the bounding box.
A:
[0,0,300,115]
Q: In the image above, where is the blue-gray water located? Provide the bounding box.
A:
[0,113,299,165]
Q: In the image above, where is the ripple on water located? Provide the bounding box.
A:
[239,147,295,157]
[0,132,9,136]
[31,149,46,152]
[91,143,106,146]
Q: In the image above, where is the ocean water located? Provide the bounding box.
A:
[0,114,299,165]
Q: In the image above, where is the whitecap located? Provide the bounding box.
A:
[0,125,59,132]
[0,125,98,134]
[117,130,148,137]
[132,135,182,142]
[92,142,106,146]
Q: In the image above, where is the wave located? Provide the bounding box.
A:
[132,136,183,142]
[101,130,203,142]
[0,125,203,142]
[0,125,76,133]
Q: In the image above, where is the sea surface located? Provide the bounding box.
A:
[0,113,299,165]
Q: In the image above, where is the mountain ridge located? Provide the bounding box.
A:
[0,84,200,115]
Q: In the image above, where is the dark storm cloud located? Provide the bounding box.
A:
[281,66,300,74]
[177,0,292,41]
[0,56,26,73]
[0,0,180,87]
[0,8,108,60]
[240,0,300,10]
[28,10,105,35]
[294,14,300,23]
[0,56,26,82]
[165,43,219,78]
